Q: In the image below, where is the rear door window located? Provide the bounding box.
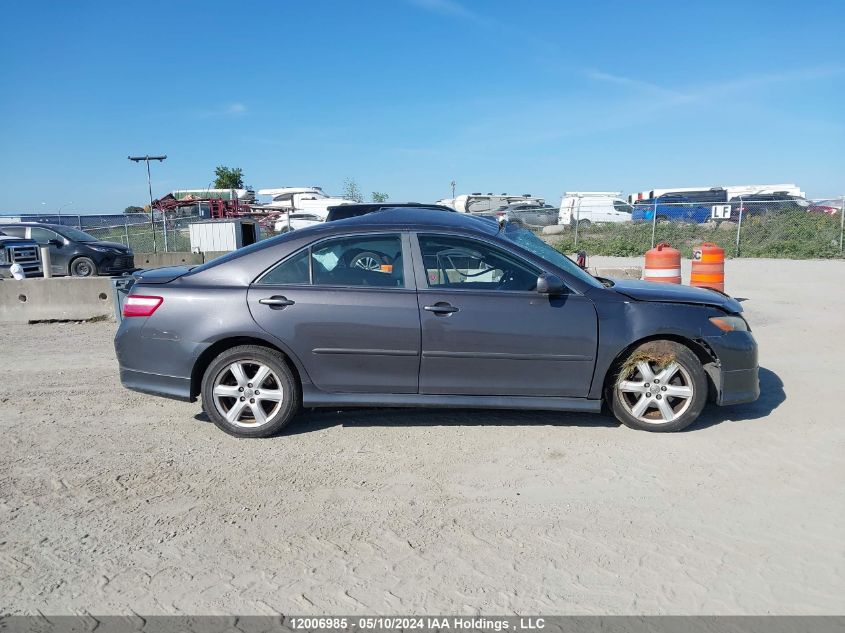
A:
[257,234,405,288]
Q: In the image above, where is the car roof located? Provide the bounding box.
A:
[325,207,499,234]
[325,202,456,221]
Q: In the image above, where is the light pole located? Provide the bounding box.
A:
[57,202,73,226]
[128,155,167,252]
[450,180,456,199]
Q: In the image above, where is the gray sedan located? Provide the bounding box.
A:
[115,208,759,437]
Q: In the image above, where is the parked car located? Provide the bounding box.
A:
[559,192,633,226]
[0,229,42,278]
[482,203,559,228]
[729,192,834,218]
[273,213,324,233]
[812,198,843,215]
[0,222,134,277]
[632,191,725,223]
[115,208,759,437]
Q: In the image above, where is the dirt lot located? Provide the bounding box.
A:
[1,258,843,615]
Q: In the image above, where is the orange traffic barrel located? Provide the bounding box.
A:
[691,242,725,292]
[643,242,681,284]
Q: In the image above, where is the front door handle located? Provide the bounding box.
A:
[259,296,295,309]
[424,302,458,315]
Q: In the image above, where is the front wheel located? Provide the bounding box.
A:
[70,257,98,277]
[201,345,299,438]
[610,341,707,432]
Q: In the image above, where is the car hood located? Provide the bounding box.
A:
[88,240,131,252]
[609,279,742,313]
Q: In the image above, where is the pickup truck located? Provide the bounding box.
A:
[0,230,42,278]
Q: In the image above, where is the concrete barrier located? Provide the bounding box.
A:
[135,252,204,268]
[588,266,642,280]
[0,277,115,323]
[541,225,568,236]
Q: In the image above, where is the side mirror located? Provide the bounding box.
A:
[49,239,63,247]
[536,272,565,295]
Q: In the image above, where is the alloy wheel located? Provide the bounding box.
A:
[617,360,694,424]
[212,361,285,427]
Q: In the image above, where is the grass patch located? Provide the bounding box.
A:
[550,211,843,259]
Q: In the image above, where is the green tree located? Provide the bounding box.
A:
[124,205,145,214]
[214,165,245,189]
[342,177,364,203]
[371,191,389,202]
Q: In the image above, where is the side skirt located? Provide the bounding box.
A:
[302,388,603,413]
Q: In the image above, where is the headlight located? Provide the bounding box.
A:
[89,245,109,252]
[709,315,749,332]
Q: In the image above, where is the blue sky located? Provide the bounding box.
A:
[1,0,843,214]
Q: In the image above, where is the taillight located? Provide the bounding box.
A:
[123,295,163,317]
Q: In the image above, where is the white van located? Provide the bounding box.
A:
[559,192,633,226]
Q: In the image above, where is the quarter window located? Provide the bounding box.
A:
[0,226,26,238]
[259,250,310,285]
[417,234,539,292]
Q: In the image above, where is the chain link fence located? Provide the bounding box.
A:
[547,198,845,259]
[82,213,202,253]
[2,212,203,253]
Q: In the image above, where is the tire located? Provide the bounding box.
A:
[578,219,591,228]
[610,340,707,432]
[349,250,384,271]
[201,345,299,438]
[70,257,98,277]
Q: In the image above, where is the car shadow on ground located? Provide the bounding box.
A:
[282,407,620,436]
[684,366,784,431]
[194,366,784,436]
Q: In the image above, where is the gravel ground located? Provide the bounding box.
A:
[1,258,843,615]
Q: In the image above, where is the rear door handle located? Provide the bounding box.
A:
[424,303,458,315]
[259,296,295,309]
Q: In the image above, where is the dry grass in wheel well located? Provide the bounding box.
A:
[615,341,678,387]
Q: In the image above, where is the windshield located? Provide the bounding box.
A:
[501,225,603,289]
[58,227,99,242]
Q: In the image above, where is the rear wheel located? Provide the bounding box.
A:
[201,345,299,438]
[611,341,707,432]
[70,257,97,277]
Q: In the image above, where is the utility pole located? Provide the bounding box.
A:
[128,155,167,252]
[450,180,456,199]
